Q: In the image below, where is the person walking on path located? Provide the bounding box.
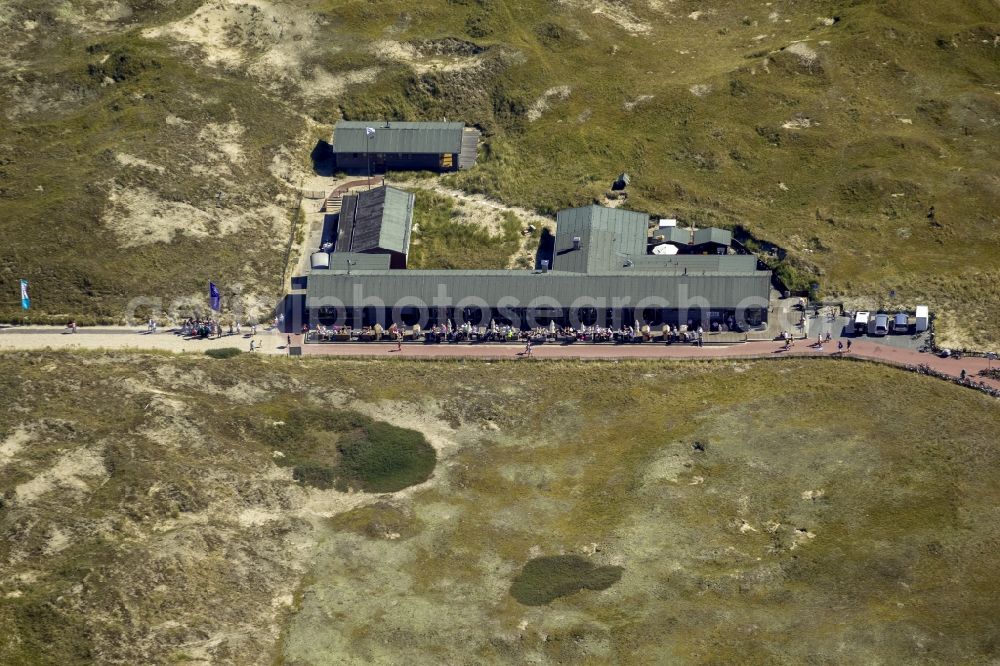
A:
[846,339,852,352]
[249,339,256,353]
[236,321,241,336]
[838,340,844,353]
[287,334,291,349]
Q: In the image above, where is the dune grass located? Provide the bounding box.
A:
[1,352,999,663]
[408,190,523,269]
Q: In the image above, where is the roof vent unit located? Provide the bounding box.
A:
[572,236,581,250]
[540,259,550,273]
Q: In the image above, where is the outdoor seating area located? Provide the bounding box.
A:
[305,321,742,346]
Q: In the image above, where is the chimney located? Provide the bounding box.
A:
[572,236,581,251]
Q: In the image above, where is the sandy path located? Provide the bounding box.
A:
[0,327,287,355]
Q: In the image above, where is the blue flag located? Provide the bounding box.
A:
[20,280,29,310]
[209,282,221,312]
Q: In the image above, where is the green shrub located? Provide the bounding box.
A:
[204,348,242,359]
[293,463,335,490]
[510,555,623,606]
[336,421,436,492]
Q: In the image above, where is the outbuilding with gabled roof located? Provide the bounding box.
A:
[335,185,414,269]
[331,120,481,173]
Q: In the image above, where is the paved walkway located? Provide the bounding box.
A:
[297,338,999,387]
[2,326,996,392]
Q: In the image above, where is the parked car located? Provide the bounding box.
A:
[891,312,909,334]
[854,311,870,335]
[871,313,889,336]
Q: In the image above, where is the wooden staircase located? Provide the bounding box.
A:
[322,191,343,213]
[321,177,385,213]
[458,128,481,170]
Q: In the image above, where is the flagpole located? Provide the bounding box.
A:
[365,126,376,191]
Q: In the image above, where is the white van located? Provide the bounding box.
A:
[854,311,870,335]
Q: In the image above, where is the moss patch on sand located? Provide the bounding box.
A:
[510,555,624,606]
[329,502,423,540]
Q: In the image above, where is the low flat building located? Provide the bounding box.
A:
[306,203,770,330]
[331,120,481,173]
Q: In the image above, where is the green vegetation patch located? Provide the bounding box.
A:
[250,406,435,492]
[204,347,242,359]
[510,555,624,606]
[292,462,336,490]
[408,190,522,269]
[336,420,436,492]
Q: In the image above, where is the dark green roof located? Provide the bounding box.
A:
[336,186,414,255]
[653,227,692,245]
[649,226,732,247]
[320,253,392,271]
[693,227,732,246]
[307,270,771,310]
[332,121,465,154]
[306,200,769,313]
[553,205,649,273]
